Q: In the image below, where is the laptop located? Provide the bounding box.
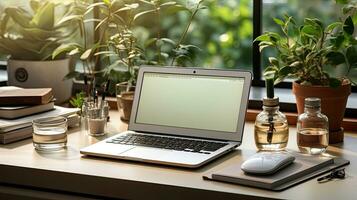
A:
[80,66,252,168]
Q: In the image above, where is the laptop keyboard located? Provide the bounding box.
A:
[106,133,229,154]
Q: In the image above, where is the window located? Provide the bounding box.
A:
[0,1,356,99]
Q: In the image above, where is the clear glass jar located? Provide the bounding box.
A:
[254,97,289,151]
[86,100,109,136]
[297,97,329,155]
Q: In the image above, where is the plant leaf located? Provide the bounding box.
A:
[343,16,354,35]
[134,9,156,21]
[87,2,106,10]
[4,7,32,28]
[103,0,111,5]
[279,66,293,77]
[80,48,92,60]
[163,5,189,15]
[301,25,320,37]
[69,48,81,56]
[30,0,40,12]
[52,43,81,59]
[268,57,279,66]
[326,51,345,65]
[161,38,176,46]
[160,1,177,7]
[126,3,139,9]
[254,34,270,42]
[139,0,155,5]
[329,78,342,87]
[346,45,357,66]
[326,22,342,32]
[30,2,54,29]
[56,15,82,26]
[64,71,80,80]
[336,0,349,5]
[273,18,284,26]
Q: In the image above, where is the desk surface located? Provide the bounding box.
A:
[0,111,356,200]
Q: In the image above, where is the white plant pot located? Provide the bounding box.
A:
[7,58,73,104]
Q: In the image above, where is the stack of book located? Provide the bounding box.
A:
[0,86,79,144]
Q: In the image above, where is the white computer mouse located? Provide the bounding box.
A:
[241,152,295,175]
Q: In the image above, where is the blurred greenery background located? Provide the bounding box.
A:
[1,0,354,79]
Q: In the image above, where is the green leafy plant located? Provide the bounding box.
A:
[52,0,205,93]
[69,91,85,112]
[255,0,357,87]
[103,0,205,89]
[0,0,76,60]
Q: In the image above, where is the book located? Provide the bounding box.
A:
[0,86,53,105]
[204,152,335,190]
[0,106,80,133]
[0,114,80,144]
[0,101,55,119]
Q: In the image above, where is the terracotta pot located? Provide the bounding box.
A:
[116,82,135,122]
[118,92,135,121]
[292,82,351,143]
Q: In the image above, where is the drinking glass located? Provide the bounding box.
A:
[32,116,68,151]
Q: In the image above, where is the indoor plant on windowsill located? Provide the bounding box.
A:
[0,0,76,104]
[98,0,204,121]
[255,1,357,143]
[58,0,204,122]
[104,0,205,121]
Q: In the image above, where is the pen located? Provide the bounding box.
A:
[84,75,89,98]
[102,79,110,101]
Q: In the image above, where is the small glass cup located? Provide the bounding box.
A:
[81,99,94,131]
[86,100,109,136]
[32,116,68,151]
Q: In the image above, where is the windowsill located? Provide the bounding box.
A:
[248,86,357,118]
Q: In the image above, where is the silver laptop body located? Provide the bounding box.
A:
[81,66,252,168]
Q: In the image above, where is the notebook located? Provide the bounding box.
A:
[0,86,53,105]
[81,66,252,168]
[0,106,79,133]
[203,151,350,191]
[0,101,55,119]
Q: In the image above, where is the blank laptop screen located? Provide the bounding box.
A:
[135,72,245,133]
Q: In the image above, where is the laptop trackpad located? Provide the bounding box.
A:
[120,147,169,159]
[120,147,205,162]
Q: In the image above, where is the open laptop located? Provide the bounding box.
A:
[81,66,251,168]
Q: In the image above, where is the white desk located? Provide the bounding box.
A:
[0,111,356,200]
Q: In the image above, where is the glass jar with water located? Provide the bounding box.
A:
[254,97,289,151]
[297,97,329,154]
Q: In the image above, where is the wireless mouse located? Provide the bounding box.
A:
[241,152,295,175]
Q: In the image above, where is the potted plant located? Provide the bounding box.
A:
[104,0,205,121]
[0,0,76,104]
[53,0,205,121]
[255,1,357,143]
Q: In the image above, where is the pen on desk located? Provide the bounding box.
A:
[94,89,98,106]
[100,79,110,109]
[102,79,110,101]
[84,75,89,98]
[92,78,96,105]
